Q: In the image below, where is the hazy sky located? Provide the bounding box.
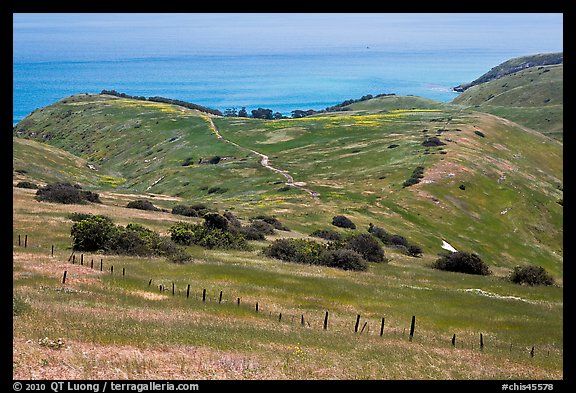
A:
[13,13,563,61]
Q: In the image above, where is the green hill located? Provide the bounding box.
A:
[452,53,563,140]
[12,90,563,379]
[13,93,563,277]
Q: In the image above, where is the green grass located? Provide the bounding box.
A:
[12,92,563,379]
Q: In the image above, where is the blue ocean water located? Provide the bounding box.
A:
[13,49,525,125]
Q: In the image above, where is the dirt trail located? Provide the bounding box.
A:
[205,117,319,198]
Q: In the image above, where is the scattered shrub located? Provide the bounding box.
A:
[509,265,555,286]
[223,211,241,227]
[16,181,38,189]
[168,222,248,250]
[36,182,101,204]
[207,186,228,194]
[263,238,324,265]
[319,249,367,271]
[432,251,491,275]
[71,215,117,251]
[181,157,194,166]
[332,215,356,229]
[203,213,229,231]
[403,166,425,188]
[67,212,112,223]
[344,233,385,262]
[247,220,275,235]
[311,229,342,241]
[406,244,423,257]
[127,199,159,211]
[422,136,446,147]
[474,130,486,138]
[172,203,212,217]
[253,215,290,231]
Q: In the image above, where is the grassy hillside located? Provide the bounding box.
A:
[452,62,563,140]
[12,92,563,379]
[14,93,563,277]
[13,186,563,379]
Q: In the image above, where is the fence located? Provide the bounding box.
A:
[15,234,564,360]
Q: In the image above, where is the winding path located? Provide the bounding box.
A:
[205,117,320,198]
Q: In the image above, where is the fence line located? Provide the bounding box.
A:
[29,244,562,360]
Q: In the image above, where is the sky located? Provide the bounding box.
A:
[13,13,564,61]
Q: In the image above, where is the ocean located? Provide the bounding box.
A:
[13,49,526,125]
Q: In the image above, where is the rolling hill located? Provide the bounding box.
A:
[452,53,563,140]
[13,92,563,277]
[12,58,563,379]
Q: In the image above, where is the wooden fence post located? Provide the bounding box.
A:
[530,346,535,357]
[202,289,206,302]
[355,314,361,333]
[123,268,126,277]
[80,254,83,265]
[149,279,153,287]
[237,297,240,306]
[90,259,94,269]
[279,313,282,322]
[186,284,190,298]
[360,322,368,334]
[18,234,21,246]
[409,315,416,341]
[380,317,385,337]
[301,314,305,326]
[172,282,175,296]
[62,271,67,284]
[51,245,54,256]
[24,235,28,248]
[72,255,76,264]
[323,311,329,330]
[452,334,456,347]
[100,259,103,271]
[110,265,113,274]
[219,291,223,303]
[480,333,484,350]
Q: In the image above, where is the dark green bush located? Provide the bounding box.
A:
[203,213,229,231]
[344,233,385,262]
[319,249,367,271]
[71,215,118,251]
[36,182,101,204]
[126,199,159,211]
[263,238,324,265]
[509,265,555,286]
[223,211,241,227]
[67,212,112,223]
[310,229,342,241]
[332,215,356,229]
[168,222,248,250]
[16,181,38,189]
[253,215,290,231]
[248,220,275,235]
[432,251,491,275]
[406,244,423,257]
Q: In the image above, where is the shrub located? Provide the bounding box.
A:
[246,220,275,235]
[319,249,367,271]
[253,215,290,231]
[388,234,409,248]
[67,212,112,223]
[181,157,194,166]
[223,211,241,227]
[16,181,38,189]
[509,265,555,286]
[172,203,213,217]
[432,251,491,275]
[207,186,228,194]
[406,244,423,257]
[36,182,101,204]
[168,222,248,250]
[127,199,159,211]
[310,229,342,241]
[71,215,118,251]
[344,233,385,262]
[332,215,356,229]
[263,238,324,265]
[203,213,229,231]
[474,130,486,138]
[422,137,446,147]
